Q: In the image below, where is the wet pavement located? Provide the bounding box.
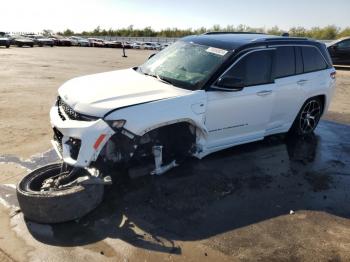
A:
[1,120,350,261]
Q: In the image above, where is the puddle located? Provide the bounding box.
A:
[0,149,59,171]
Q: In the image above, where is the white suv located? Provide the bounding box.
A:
[17,33,336,223]
[52,33,335,173]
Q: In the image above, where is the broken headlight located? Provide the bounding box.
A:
[106,120,126,130]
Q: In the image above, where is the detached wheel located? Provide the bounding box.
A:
[17,163,104,224]
[290,97,323,136]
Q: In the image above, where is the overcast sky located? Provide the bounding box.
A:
[1,0,349,33]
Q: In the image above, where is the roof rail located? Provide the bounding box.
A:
[253,37,309,42]
[204,31,266,35]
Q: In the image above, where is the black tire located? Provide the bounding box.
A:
[289,97,323,136]
[6,45,9,48]
[18,44,22,47]
[17,163,104,224]
[30,44,33,48]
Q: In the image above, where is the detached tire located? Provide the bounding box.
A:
[17,163,104,224]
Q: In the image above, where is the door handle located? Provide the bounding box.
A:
[297,79,308,85]
[256,90,272,96]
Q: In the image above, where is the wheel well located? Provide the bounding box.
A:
[313,95,326,115]
[136,122,197,163]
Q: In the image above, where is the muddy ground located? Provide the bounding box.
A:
[0,47,350,261]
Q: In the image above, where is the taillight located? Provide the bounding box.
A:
[330,71,336,79]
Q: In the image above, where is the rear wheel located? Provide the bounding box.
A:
[289,97,323,136]
[17,163,104,223]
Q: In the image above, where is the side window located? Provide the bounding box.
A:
[273,47,295,79]
[338,40,350,48]
[224,50,273,87]
[301,46,328,73]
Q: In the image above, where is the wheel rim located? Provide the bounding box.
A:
[299,100,321,134]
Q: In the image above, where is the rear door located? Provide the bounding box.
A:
[299,45,330,96]
[266,45,331,134]
[267,46,304,132]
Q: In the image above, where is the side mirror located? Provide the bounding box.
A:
[148,53,156,60]
[216,76,244,90]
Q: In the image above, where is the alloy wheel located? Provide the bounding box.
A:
[299,100,322,134]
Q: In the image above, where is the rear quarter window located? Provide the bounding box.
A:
[301,46,328,73]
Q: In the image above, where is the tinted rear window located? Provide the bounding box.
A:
[274,47,295,78]
[302,46,327,73]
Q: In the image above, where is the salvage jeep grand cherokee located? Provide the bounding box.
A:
[17,33,336,223]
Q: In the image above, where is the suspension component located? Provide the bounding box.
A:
[151,145,178,176]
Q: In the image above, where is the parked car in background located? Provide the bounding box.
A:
[49,37,59,46]
[142,42,157,50]
[51,36,72,46]
[0,32,10,48]
[26,35,54,47]
[69,36,90,47]
[104,40,121,48]
[110,41,123,48]
[11,35,34,47]
[88,38,105,47]
[160,42,172,49]
[68,37,79,46]
[123,41,132,49]
[327,37,350,65]
[131,41,142,49]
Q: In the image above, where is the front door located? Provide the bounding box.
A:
[205,49,276,149]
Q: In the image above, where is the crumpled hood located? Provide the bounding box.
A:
[58,69,192,117]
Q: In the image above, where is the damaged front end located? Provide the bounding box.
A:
[51,96,193,180]
[18,97,197,223]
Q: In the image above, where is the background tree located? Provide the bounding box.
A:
[54,25,350,39]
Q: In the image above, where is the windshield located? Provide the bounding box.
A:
[138,41,230,90]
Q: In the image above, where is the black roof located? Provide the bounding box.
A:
[182,32,312,50]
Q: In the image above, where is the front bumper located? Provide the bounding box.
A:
[50,106,115,167]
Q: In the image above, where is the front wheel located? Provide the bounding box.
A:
[17,163,104,223]
[289,97,323,136]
